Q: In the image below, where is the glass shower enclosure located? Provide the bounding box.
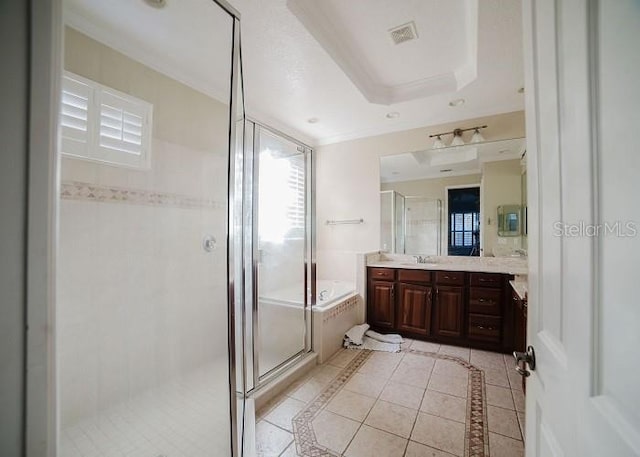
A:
[380,191,442,255]
[56,1,244,456]
[239,121,315,393]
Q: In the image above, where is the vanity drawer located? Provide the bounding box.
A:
[469,288,502,315]
[468,314,502,342]
[369,268,395,281]
[435,271,465,286]
[469,272,504,287]
[398,269,431,283]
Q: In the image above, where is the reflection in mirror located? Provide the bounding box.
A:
[380,137,526,256]
[380,191,441,255]
[497,205,522,236]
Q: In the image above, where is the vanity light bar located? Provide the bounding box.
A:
[428,125,488,140]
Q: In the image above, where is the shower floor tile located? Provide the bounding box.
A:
[255,343,525,457]
[60,362,237,457]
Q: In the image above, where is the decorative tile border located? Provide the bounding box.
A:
[60,181,225,210]
[292,350,372,456]
[321,295,360,324]
[408,348,489,457]
[290,348,489,457]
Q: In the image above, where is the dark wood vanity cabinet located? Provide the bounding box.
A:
[369,280,396,329]
[367,267,515,352]
[397,283,432,336]
[513,288,528,353]
[467,273,505,345]
[433,285,464,338]
[368,268,397,329]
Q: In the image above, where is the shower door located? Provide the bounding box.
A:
[252,125,312,379]
[405,197,442,255]
[56,1,243,456]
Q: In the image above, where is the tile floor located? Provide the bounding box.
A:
[255,340,525,457]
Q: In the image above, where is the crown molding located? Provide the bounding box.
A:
[287,0,479,106]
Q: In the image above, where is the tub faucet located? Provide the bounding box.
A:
[319,290,329,301]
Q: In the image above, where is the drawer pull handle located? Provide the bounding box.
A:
[478,299,494,304]
[477,325,496,331]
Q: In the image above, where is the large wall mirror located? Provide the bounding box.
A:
[380,137,527,257]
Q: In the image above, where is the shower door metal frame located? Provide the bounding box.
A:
[246,120,316,391]
[25,1,246,456]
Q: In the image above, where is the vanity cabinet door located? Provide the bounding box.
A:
[397,283,432,336]
[368,280,395,329]
[433,286,465,339]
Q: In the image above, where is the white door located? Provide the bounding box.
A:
[523,0,640,456]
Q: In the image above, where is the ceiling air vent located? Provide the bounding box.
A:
[388,21,418,45]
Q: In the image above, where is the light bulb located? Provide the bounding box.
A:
[470,129,485,143]
[432,135,445,149]
[450,134,465,147]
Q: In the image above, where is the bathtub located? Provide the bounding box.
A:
[312,280,362,363]
[259,280,363,364]
[259,279,356,309]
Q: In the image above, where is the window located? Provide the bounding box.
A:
[447,186,480,256]
[287,154,306,232]
[258,150,306,243]
[60,72,153,168]
[450,212,479,247]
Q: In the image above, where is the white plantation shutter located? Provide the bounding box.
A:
[60,76,91,157]
[96,89,151,166]
[60,72,152,168]
[287,155,306,231]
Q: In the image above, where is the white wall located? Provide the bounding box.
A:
[58,29,230,426]
[316,111,526,282]
[0,0,28,452]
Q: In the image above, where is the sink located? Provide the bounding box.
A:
[397,262,440,268]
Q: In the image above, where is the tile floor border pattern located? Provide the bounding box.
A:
[292,349,373,456]
[408,348,489,457]
[290,348,489,457]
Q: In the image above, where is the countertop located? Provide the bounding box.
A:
[367,254,528,276]
[509,279,528,301]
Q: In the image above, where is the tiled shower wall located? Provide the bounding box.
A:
[58,28,230,427]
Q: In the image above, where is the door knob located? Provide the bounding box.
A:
[513,345,536,377]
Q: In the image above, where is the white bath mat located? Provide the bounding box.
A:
[365,329,403,344]
[344,335,401,353]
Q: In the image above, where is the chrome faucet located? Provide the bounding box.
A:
[513,249,528,257]
[319,290,329,301]
[413,255,428,264]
